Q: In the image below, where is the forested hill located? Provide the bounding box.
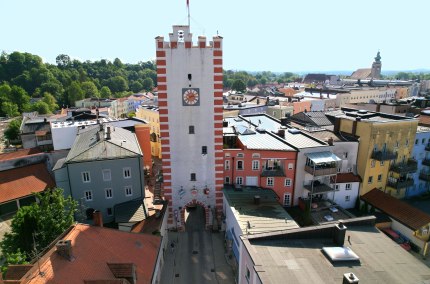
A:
[0,52,157,117]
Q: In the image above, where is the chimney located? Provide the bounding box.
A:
[343,273,359,284]
[223,120,228,127]
[278,129,285,138]
[334,222,347,246]
[93,210,103,227]
[254,195,261,205]
[96,108,99,120]
[99,123,103,131]
[56,240,73,261]
[327,137,334,146]
[106,126,111,140]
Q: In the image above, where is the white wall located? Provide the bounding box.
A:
[328,182,359,209]
[51,124,79,150]
[166,27,217,212]
[238,239,261,284]
[391,220,426,252]
[223,195,244,261]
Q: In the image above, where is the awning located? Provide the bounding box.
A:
[305,151,341,164]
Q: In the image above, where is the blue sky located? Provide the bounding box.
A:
[1,0,429,72]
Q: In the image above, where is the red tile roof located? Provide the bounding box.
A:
[23,224,161,284]
[0,163,54,203]
[418,114,430,127]
[330,173,362,183]
[0,148,42,162]
[361,189,430,230]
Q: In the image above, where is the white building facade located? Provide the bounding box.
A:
[157,25,224,230]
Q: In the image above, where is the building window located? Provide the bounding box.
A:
[343,152,348,158]
[125,186,133,197]
[123,167,131,179]
[246,267,251,282]
[225,176,230,184]
[189,125,195,134]
[368,176,373,184]
[105,188,113,199]
[237,153,244,158]
[378,174,382,182]
[107,208,113,216]
[202,146,207,155]
[283,194,291,207]
[252,160,259,170]
[422,138,426,144]
[102,169,111,181]
[285,178,291,187]
[225,160,230,170]
[335,184,339,190]
[405,139,409,146]
[236,177,243,185]
[252,153,260,158]
[288,163,293,170]
[345,195,350,202]
[380,161,384,166]
[346,183,351,190]
[82,172,91,183]
[370,160,375,168]
[237,160,244,170]
[267,177,274,186]
[190,173,196,181]
[84,190,93,201]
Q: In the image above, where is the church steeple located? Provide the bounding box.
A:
[371,50,382,79]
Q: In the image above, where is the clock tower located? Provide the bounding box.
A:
[156,26,224,230]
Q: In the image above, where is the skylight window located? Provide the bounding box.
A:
[322,247,360,262]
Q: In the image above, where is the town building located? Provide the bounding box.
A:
[350,51,382,79]
[238,216,430,284]
[266,105,294,119]
[222,186,299,271]
[3,223,162,284]
[135,105,162,158]
[327,107,419,198]
[53,124,147,223]
[362,189,430,256]
[20,112,53,151]
[411,126,430,197]
[156,25,223,230]
[223,116,297,206]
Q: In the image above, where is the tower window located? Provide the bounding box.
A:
[189,125,195,134]
[191,173,196,181]
[202,146,207,155]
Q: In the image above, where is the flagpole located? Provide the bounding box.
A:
[187,0,190,28]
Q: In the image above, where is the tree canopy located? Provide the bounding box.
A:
[1,188,77,274]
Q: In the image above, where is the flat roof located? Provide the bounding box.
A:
[326,107,418,123]
[51,117,116,129]
[244,224,430,284]
[223,185,299,235]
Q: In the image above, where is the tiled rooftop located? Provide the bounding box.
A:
[0,147,42,161]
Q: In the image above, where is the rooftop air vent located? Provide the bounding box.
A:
[357,110,367,114]
[288,128,301,134]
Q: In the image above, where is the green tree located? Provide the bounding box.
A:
[100,86,112,98]
[231,79,246,93]
[55,54,71,68]
[3,118,22,141]
[42,92,59,112]
[9,86,30,111]
[31,101,50,114]
[142,78,154,91]
[66,81,84,106]
[105,76,128,93]
[81,81,99,98]
[0,188,77,270]
[130,81,143,93]
[1,102,19,117]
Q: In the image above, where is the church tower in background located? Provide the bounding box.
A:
[155,25,224,230]
[371,51,382,79]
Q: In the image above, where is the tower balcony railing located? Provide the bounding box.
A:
[422,158,430,167]
[386,178,414,189]
[390,159,418,174]
[304,165,337,176]
[419,171,430,182]
[425,143,430,151]
[371,150,398,161]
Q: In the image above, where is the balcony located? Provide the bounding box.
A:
[304,181,335,194]
[305,165,337,176]
[390,159,418,174]
[425,143,430,151]
[422,158,430,167]
[371,150,397,161]
[419,171,430,182]
[386,178,414,189]
[261,167,285,177]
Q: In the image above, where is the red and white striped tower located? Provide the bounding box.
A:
[155,26,223,230]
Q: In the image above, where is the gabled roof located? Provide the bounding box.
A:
[291,111,333,127]
[330,172,361,183]
[361,189,430,230]
[66,126,141,163]
[0,163,54,203]
[350,68,372,79]
[22,224,161,284]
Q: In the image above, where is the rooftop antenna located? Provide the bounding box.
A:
[187,0,190,28]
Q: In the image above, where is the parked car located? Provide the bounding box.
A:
[381,228,411,251]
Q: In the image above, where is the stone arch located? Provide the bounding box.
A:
[180,199,210,231]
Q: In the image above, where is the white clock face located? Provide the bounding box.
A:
[182,88,200,106]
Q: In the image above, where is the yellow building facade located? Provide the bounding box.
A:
[332,109,418,198]
[135,105,162,158]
